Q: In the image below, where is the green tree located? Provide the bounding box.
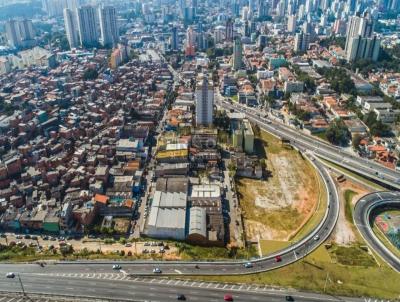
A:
[363,111,391,137]
[352,134,363,150]
[325,119,350,146]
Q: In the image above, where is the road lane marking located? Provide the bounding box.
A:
[174,269,182,274]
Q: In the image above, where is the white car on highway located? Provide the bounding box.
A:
[153,267,162,274]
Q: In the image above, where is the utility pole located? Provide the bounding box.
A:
[18,274,26,296]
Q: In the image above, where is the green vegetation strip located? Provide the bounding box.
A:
[344,190,357,223]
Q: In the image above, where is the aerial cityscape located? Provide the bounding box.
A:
[0,0,399,301]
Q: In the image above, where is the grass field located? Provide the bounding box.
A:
[259,240,291,256]
[328,244,377,267]
[175,242,258,260]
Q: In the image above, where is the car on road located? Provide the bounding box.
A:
[6,272,15,278]
[112,264,121,270]
[153,267,162,274]
[176,294,186,300]
[16,235,22,239]
[275,255,282,262]
[285,295,294,301]
[313,235,320,241]
[223,294,233,301]
[243,262,253,268]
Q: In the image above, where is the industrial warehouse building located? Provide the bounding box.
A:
[145,190,187,240]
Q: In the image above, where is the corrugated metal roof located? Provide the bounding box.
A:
[188,207,207,237]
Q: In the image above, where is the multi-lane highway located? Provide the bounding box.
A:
[216,98,400,189]
[0,264,365,302]
[354,191,400,272]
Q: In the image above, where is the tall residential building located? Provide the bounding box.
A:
[195,74,214,127]
[185,26,196,56]
[5,19,35,48]
[99,6,119,47]
[232,38,243,70]
[258,0,269,17]
[345,13,380,62]
[5,20,21,48]
[333,19,347,35]
[248,0,256,14]
[63,8,79,49]
[287,14,297,33]
[170,26,179,50]
[225,18,234,42]
[294,31,311,52]
[77,6,98,47]
[42,0,81,17]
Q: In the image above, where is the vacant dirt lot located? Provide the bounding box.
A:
[237,131,323,241]
[333,174,372,245]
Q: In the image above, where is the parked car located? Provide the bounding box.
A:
[125,243,132,247]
